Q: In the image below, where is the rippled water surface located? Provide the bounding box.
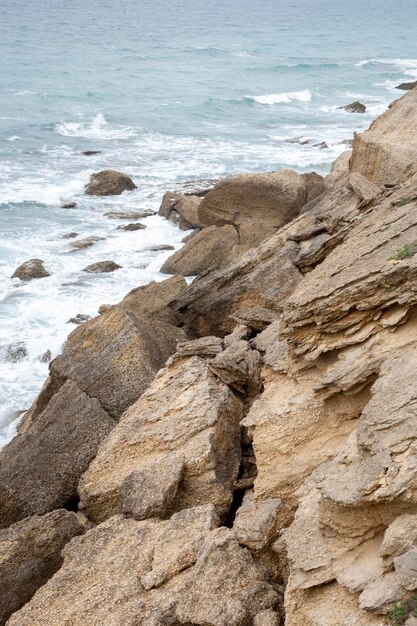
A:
[1,0,417,445]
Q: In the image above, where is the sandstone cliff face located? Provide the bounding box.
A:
[3,90,417,625]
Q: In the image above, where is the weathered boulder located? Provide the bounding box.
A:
[82,260,121,273]
[338,101,366,113]
[0,380,115,528]
[0,510,84,624]
[197,168,307,230]
[161,224,238,276]
[159,191,203,230]
[301,171,325,202]
[11,259,50,281]
[350,87,417,184]
[78,356,244,522]
[7,508,277,626]
[84,170,136,196]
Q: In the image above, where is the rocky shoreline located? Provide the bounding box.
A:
[2,87,417,625]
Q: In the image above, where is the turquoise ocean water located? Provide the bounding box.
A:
[1,0,417,445]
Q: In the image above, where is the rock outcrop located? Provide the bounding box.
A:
[338,100,366,113]
[161,224,238,276]
[11,258,50,281]
[82,260,121,273]
[4,88,417,626]
[159,191,203,230]
[84,170,137,196]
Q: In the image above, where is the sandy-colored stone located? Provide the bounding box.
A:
[85,170,136,195]
[11,258,50,281]
[79,356,244,522]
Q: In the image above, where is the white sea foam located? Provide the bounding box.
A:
[249,89,312,105]
[356,58,417,78]
[56,113,137,140]
[0,169,91,205]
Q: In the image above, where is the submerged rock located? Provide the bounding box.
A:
[66,313,91,325]
[104,209,154,219]
[116,222,146,231]
[82,260,121,273]
[0,342,28,363]
[338,100,366,113]
[396,80,417,91]
[61,232,78,239]
[84,170,137,196]
[60,201,77,209]
[69,236,105,250]
[11,258,50,281]
[81,150,101,156]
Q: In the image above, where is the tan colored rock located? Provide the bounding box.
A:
[394,550,417,591]
[379,514,417,568]
[69,235,105,250]
[0,381,115,527]
[11,258,50,281]
[8,508,277,626]
[159,191,203,230]
[197,168,307,229]
[350,88,417,184]
[349,171,382,207]
[84,170,136,195]
[238,219,278,248]
[79,356,244,522]
[301,171,325,203]
[0,510,84,624]
[233,490,290,551]
[209,339,262,396]
[253,608,281,626]
[161,224,238,276]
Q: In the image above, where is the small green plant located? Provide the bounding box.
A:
[390,595,417,625]
[396,195,417,207]
[389,240,417,261]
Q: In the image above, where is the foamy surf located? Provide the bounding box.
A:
[248,89,313,105]
[56,113,137,140]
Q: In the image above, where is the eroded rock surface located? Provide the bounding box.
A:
[84,169,137,195]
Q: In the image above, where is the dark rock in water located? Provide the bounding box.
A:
[40,350,52,363]
[146,244,175,251]
[67,313,91,325]
[396,80,417,91]
[338,101,366,113]
[82,261,122,273]
[61,232,78,239]
[69,236,105,251]
[340,139,353,146]
[1,342,28,363]
[85,170,137,196]
[11,259,50,281]
[0,509,85,624]
[82,150,101,156]
[61,202,77,209]
[313,142,329,150]
[285,137,310,145]
[116,223,146,231]
[104,210,154,219]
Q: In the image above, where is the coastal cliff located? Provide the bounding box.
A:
[2,88,417,625]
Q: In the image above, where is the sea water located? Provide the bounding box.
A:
[1,0,417,446]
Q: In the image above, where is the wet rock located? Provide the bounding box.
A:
[104,209,154,219]
[145,244,175,251]
[61,232,78,239]
[84,170,137,196]
[116,222,146,231]
[313,141,329,149]
[396,81,417,91]
[69,236,105,250]
[66,313,91,325]
[60,201,77,209]
[0,509,84,624]
[78,356,244,523]
[81,150,101,156]
[161,224,238,276]
[338,100,366,113]
[40,349,51,363]
[82,260,121,273]
[11,258,50,281]
[0,342,28,363]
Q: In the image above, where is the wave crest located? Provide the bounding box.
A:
[248,89,312,105]
[55,113,137,140]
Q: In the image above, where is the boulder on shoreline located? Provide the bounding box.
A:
[159,191,203,230]
[338,100,366,113]
[0,510,85,624]
[84,170,137,196]
[396,80,417,91]
[82,261,121,273]
[116,222,146,231]
[11,259,50,281]
[161,224,238,276]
